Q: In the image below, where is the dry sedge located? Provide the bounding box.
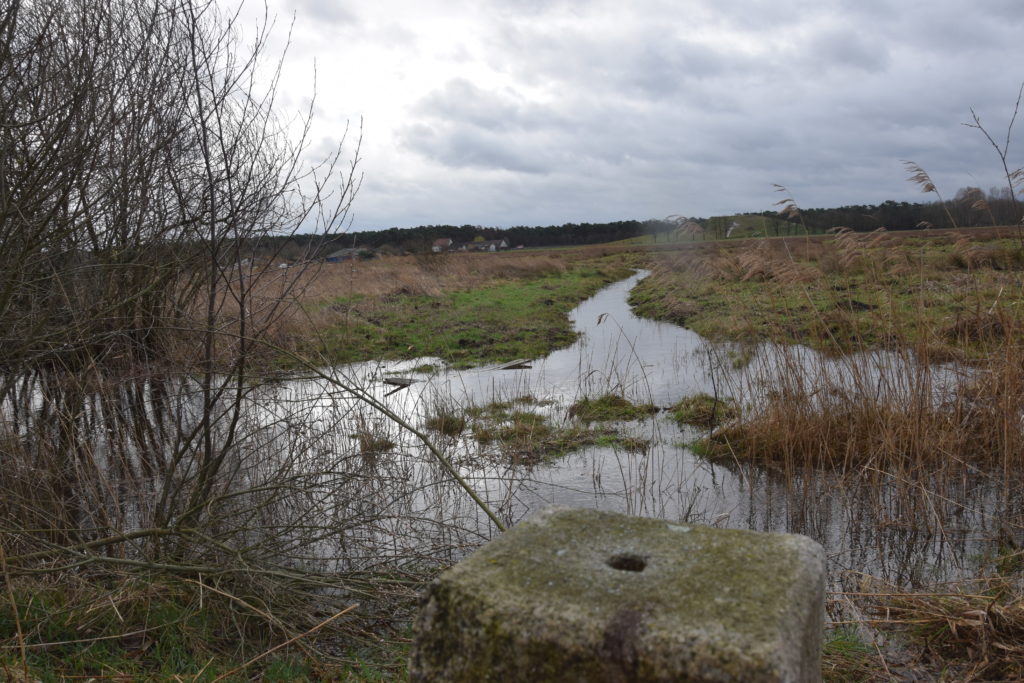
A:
[832,575,1024,681]
[638,229,1024,476]
[636,228,1024,680]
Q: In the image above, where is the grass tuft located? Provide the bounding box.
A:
[670,393,739,429]
[466,398,645,464]
[834,575,1024,681]
[567,393,659,423]
[424,408,469,437]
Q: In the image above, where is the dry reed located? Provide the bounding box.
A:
[834,574,1024,681]
[288,251,572,300]
[659,229,1024,678]
[698,230,1024,472]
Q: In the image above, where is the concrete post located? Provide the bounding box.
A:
[411,506,825,682]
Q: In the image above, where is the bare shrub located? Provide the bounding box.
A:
[0,0,434,670]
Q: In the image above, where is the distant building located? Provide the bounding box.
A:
[467,239,508,252]
[432,237,508,253]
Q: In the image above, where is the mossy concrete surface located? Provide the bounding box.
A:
[410,506,824,682]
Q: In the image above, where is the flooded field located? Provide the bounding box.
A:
[4,262,1023,679]
[6,267,1016,635]
[261,271,1021,615]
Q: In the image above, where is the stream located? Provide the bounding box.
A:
[266,271,1016,604]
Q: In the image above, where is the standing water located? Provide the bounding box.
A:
[270,271,1014,603]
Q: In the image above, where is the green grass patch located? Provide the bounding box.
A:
[0,575,417,682]
[0,580,350,681]
[411,363,438,374]
[822,626,878,682]
[670,393,739,428]
[688,438,720,458]
[567,393,659,422]
[465,394,549,419]
[630,232,1024,359]
[424,408,469,437]
[474,410,551,445]
[316,262,632,368]
[466,397,655,463]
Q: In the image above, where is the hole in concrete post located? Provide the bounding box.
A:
[607,553,646,572]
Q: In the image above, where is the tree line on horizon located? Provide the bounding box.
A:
[783,186,1020,233]
[343,219,672,251]
[255,186,1020,261]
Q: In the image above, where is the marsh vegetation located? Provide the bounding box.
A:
[1,0,1021,678]
[277,249,633,368]
[633,226,1024,680]
[5,224,1023,678]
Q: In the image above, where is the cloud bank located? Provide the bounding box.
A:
[268,0,1024,229]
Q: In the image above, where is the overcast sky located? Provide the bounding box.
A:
[250,0,1023,230]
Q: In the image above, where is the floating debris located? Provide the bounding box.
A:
[382,376,417,396]
[498,359,532,370]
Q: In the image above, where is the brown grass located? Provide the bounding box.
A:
[626,227,1024,679]
[832,574,1024,681]
[291,251,570,300]
[693,232,1024,474]
[633,227,1024,496]
[710,345,1024,473]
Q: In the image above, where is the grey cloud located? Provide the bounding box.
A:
[491,22,759,102]
[400,122,550,174]
[622,38,749,100]
[317,0,1024,229]
[398,77,597,174]
[696,0,822,33]
[986,0,1024,22]
[806,28,890,73]
[846,1,1022,59]
[412,79,563,133]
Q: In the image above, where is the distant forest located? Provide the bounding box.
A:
[786,186,1019,233]
[347,219,665,250]
[258,187,1020,261]
[261,220,671,261]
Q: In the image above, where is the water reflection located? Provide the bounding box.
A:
[277,270,1021,600]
